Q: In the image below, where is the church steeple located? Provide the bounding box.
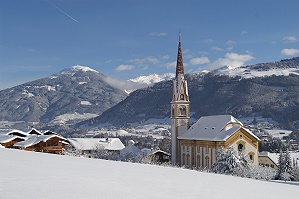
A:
[171,33,190,165]
[176,33,184,77]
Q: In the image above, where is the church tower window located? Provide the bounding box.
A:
[180,94,185,100]
[179,106,187,116]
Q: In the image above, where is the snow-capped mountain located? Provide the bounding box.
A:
[212,57,299,79]
[81,57,299,130]
[129,73,175,85]
[0,65,128,126]
[56,65,99,76]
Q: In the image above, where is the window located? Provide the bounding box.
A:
[197,155,201,168]
[205,156,210,168]
[179,106,186,116]
[238,143,244,151]
[180,94,185,100]
[248,152,255,162]
[172,108,175,117]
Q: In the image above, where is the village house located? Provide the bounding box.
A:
[68,138,125,158]
[0,128,68,154]
[171,35,260,169]
[148,149,171,163]
[258,151,299,170]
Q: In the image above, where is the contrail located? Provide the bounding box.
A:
[46,0,78,22]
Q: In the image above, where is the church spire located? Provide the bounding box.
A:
[171,32,190,165]
[176,32,184,77]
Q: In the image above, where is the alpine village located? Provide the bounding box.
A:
[2,34,299,197]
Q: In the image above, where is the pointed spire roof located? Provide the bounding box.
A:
[176,33,184,77]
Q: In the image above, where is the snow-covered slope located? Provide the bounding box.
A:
[129,73,175,85]
[214,65,299,79]
[1,148,298,199]
[56,65,99,76]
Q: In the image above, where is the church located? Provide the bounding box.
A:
[171,35,260,169]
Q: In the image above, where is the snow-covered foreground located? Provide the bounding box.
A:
[0,148,298,199]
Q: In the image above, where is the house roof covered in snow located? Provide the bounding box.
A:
[259,151,299,165]
[178,115,259,141]
[68,138,125,151]
[149,149,171,156]
[14,135,67,148]
[26,128,42,135]
[120,145,142,157]
[0,129,29,137]
[0,135,25,143]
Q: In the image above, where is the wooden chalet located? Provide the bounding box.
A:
[0,128,68,154]
[149,149,171,163]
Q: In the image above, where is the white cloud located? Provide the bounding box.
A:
[281,48,299,56]
[283,36,298,43]
[226,40,236,51]
[206,52,254,70]
[115,64,135,71]
[165,61,177,69]
[226,40,236,46]
[240,30,248,35]
[202,39,214,43]
[150,32,168,37]
[129,56,160,65]
[162,55,170,60]
[211,46,223,51]
[190,57,210,65]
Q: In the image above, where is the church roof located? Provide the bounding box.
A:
[178,115,259,141]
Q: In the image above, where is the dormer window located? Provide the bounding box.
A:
[180,94,185,100]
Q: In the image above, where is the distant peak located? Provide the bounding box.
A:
[57,65,99,76]
[129,73,175,85]
[69,65,98,73]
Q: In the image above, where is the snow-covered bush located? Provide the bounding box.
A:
[211,146,248,175]
[212,146,276,180]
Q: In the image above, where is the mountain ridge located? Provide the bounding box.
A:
[79,57,299,130]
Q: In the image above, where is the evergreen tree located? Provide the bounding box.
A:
[284,149,294,181]
[275,149,285,180]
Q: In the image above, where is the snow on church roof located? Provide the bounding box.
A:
[178,115,259,141]
[68,138,125,151]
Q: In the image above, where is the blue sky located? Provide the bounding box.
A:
[1,0,299,90]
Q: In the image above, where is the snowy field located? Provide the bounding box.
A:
[0,148,298,199]
[265,129,293,139]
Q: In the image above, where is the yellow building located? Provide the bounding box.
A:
[171,35,260,168]
[178,115,260,169]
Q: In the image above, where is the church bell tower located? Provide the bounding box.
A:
[171,34,190,165]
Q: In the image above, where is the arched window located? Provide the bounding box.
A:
[238,143,244,151]
[180,94,185,100]
[205,156,210,168]
[197,155,201,169]
[248,152,255,162]
[179,106,186,116]
[186,154,190,167]
[172,108,175,117]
